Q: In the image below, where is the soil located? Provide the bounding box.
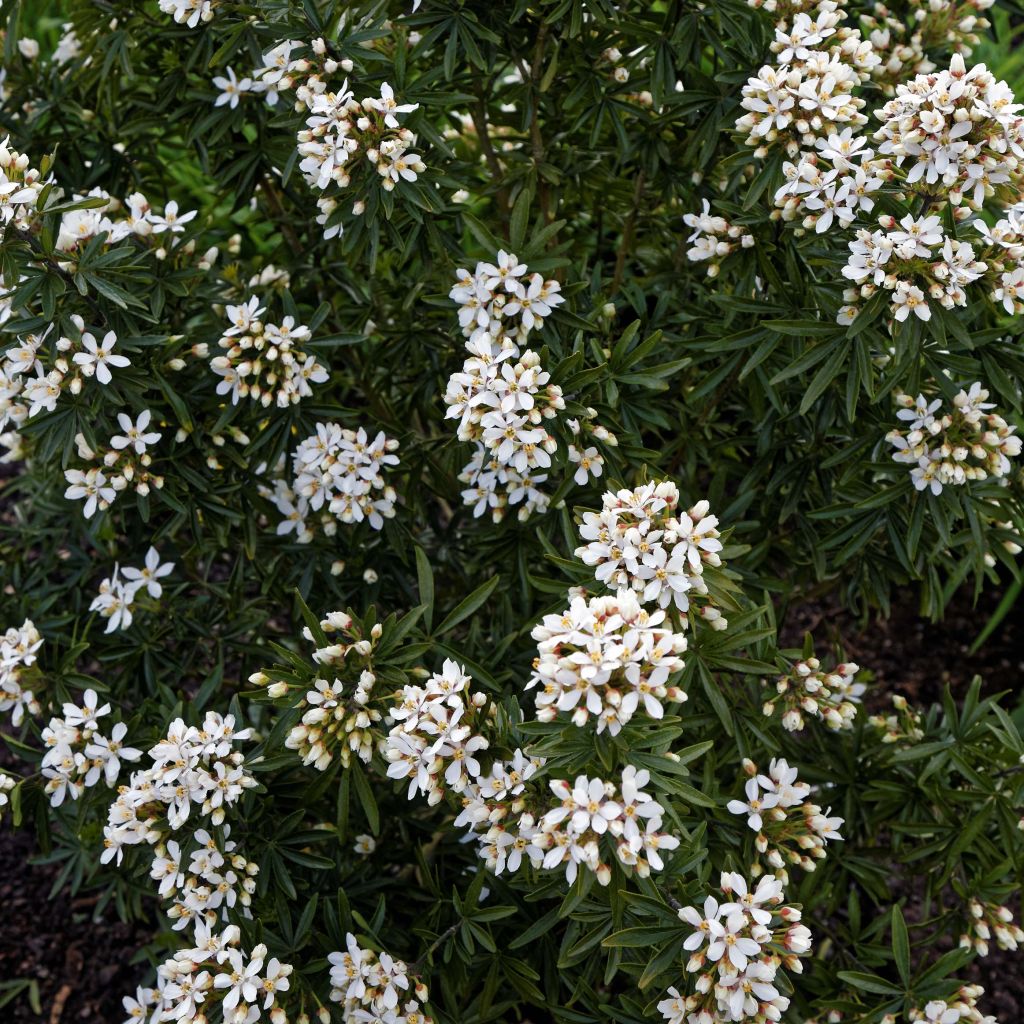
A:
[0,584,1021,1022]
[0,826,153,1023]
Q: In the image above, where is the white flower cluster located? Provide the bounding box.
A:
[41,689,141,807]
[384,663,678,886]
[0,135,43,228]
[887,382,1021,495]
[862,0,994,95]
[89,547,174,633]
[528,590,688,735]
[56,190,201,255]
[104,706,286,1024]
[659,873,812,1024]
[540,769,681,884]
[269,422,400,538]
[0,618,42,726]
[727,758,843,880]
[215,37,353,113]
[960,898,1024,957]
[157,826,260,934]
[121,929,293,1024]
[446,251,576,522]
[910,987,997,1024]
[0,772,15,821]
[0,428,22,464]
[3,324,134,433]
[299,80,426,237]
[158,0,217,28]
[210,296,328,408]
[764,654,864,730]
[840,212,990,325]
[277,612,389,770]
[458,764,680,886]
[64,414,165,520]
[869,693,926,743]
[575,481,727,626]
[737,1,879,154]
[328,932,431,1024]
[874,54,1024,204]
[385,659,492,805]
[100,711,256,865]
[774,128,885,232]
[683,199,755,276]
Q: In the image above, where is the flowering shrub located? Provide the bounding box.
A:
[1,3,1023,1024]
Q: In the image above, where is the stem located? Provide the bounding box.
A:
[612,170,646,294]
[472,87,510,219]
[516,24,552,226]
[259,174,305,257]
[411,918,463,972]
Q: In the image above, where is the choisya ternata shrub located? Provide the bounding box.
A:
[0,2,1023,1024]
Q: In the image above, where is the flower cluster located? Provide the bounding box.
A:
[869,693,925,742]
[56,190,201,255]
[959,898,1024,956]
[385,659,493,805]
[0,135,44,228]
[271,422,400,537]
[862,0,994,95]
[460,765,680,886]
[840,213,994,325]
[536,769,681,884]
[100,711,256,865]
[328,933,431,1024]
[660,873,813,1024]
[159,0,217,27]
[41,689,141,808]
[873,54,1024,205]
[123,930,293,1024]
[0,772,15,821]
[298,79,426,238]
[763,654,864,730]
[575,481,728,625]
[157,826,260,934]
[64,416,165,520]
[774,128,886,232]
[276,612,389,770]
[3,324,138,436]
[728,758,843,880]
[0,618,43,726]
[736,1,878,154]
[910,986,997,1023]
[88,548,174,633]
[445,251,574,522]
[528,590,688,735]
[210,296,328,408]
[683,199,755,276]
[887,382,1021,494]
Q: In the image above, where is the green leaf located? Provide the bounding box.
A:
[433,576,500,636]
[891,905,910,986]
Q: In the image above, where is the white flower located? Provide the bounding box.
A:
[85,722,143,787]
[147,200,197,234]
[72,331,130,385]
[892,282,931,322]
[213,66,253,109]
[727,776,780,831]
[121,547,175,599]
[64,467,116,518]
[111,410,162,454]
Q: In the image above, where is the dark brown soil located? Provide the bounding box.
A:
[0,826,153,1023]
[780,583,1024,708]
